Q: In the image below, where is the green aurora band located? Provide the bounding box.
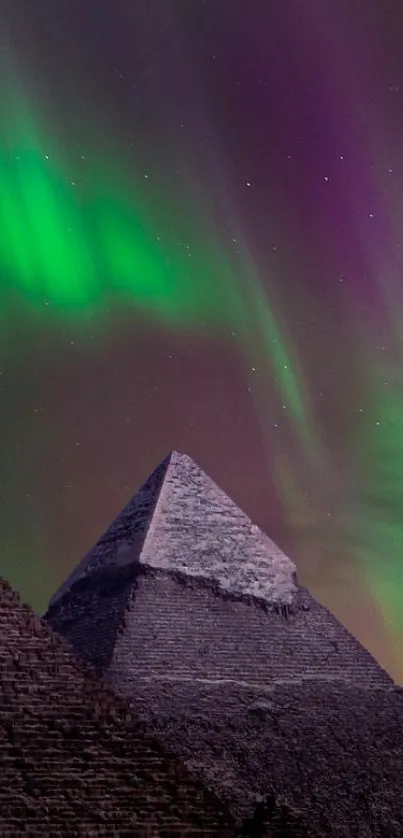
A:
[354,374,403,635]
[0,68,319,467]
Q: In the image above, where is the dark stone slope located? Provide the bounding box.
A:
[0,576,239,837]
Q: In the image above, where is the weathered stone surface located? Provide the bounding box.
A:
[46,564,392,690]
[0,576,240,836]
[49,452,297,609]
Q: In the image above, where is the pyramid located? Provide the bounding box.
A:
[0,574,240,836]
[45,451,403,836]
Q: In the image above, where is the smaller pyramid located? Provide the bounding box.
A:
[49,450,297,609]
[0,575,239,835]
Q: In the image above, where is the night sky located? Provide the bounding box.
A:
[1,0,403,681]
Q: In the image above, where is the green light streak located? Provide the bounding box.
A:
[353,374,403,632]
[233,242,326,476]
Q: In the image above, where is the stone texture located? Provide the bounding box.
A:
[44,452,403,836]
[0,575,240,836]
[49,452,297,609]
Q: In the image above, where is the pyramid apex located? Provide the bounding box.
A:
[48,449,297,611]
[156,450,191,464]
[166,449,193,460]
